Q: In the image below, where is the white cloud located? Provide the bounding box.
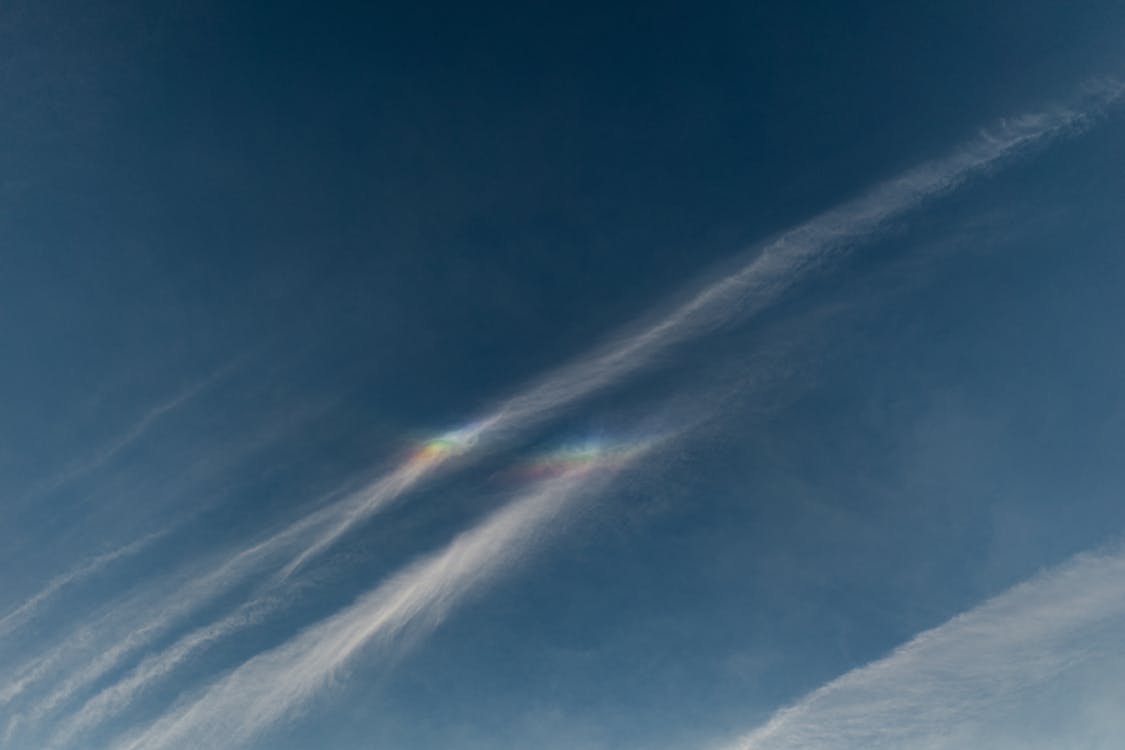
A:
[9,78,1121,749]
[109,459,651,750]
[9,359,242,511]
[46,592,288,750]
[0,529,166,641]
[280,79,1124,577]
[719,545,1125,750]
[0,502,335,733]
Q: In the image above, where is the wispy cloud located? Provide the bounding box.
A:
[11,78,1121,750]
[718,545,1125,750]
[279,80,1123,577]
[109,451,658,750]
[0,501,340,734]
[46,591,291,750]
[0,394,338,729]
[0,529,166,642]
[8,357,244,512]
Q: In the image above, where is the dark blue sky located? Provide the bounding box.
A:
[3,3,1125,749]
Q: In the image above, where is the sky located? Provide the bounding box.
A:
[2,2,1125,749]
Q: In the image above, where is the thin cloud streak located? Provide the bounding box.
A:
[721,546,1125,750]
[282,80,1123,577]
[9,360,242,512]
[277,448,453,580]
[110,453,657,750]
[0,396,339,722]
[46,593,289,750]
[485,80,1123,428]
[0,530,166,642]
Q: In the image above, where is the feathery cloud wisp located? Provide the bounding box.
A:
[9,359,243,512]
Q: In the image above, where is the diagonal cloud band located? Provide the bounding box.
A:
[282,79,1123,578]
[719,544,1125,750]
[109,448,660,750]
[7,77,1121,748]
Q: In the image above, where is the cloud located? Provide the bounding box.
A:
[0,394,341,735]
[718,545,1125,750]
[109,455,656,750]
[9,359,243,511]
[0,501,339,734]
[0,529,166,642]
[45,592,290,750]
[278,80,1124,577]
[49,439,658,746]
[10,77,1121,749]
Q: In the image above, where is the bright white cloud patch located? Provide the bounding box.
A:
[722,545,1125,750]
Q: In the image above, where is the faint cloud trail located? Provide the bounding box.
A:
[718,546,1125,750]
[6,356,245,512]
[0,529,166,641]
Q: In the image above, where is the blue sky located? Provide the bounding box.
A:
[3,2,1125,749]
